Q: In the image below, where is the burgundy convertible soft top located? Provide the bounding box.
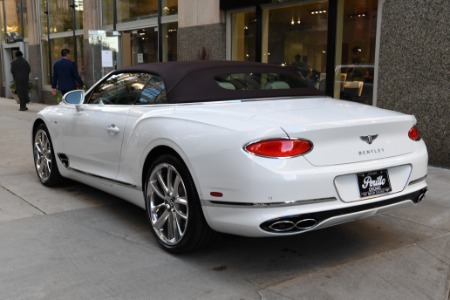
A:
[114,60,322,103]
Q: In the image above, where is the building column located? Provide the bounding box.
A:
[26,0,42,102]
[177,0,225,60]
[82,0,103,87]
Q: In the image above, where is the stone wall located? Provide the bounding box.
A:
[177,23,226,61]
[377,0,450,167]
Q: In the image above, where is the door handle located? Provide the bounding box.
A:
[106,124,120,135]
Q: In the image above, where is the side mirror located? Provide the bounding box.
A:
[63,90,85,105]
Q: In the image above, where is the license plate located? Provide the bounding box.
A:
[357,169,392,198]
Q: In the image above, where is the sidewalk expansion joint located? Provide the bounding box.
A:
[1,185,47,215]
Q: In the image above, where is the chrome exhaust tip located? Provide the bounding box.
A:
[417,191,427,203]
[269,220,295,232]
[295,218,318,230]
[412,188,428,204]
[264,218,318,233]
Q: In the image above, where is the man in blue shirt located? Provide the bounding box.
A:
[51,49,84,96]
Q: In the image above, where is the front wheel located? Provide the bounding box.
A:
[144,154,217,253]
[33,123,64,186]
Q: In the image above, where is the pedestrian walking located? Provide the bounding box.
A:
[10,50,31,111]
[51,48,84,96]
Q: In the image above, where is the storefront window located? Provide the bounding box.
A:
[42,36,84,85]
[264,2,328,66]
[162,0,178,16]
[161,22,177,61]
[102,0,158,25]
[263,1,328,91]
[334,0,378,104]
[230,2,328,91]
[122,27,158,66]
[1,0,27,41]
[40,0,48,34]
[40,0,83,33]
[40,0,84,85]
[229,0,380,100]
[101,1,178,65]
[102,0,113,25]
[231,11,256,61]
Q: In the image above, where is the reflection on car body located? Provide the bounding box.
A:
[32,61,427,253]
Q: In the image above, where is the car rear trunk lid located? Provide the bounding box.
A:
[251,99,416,166]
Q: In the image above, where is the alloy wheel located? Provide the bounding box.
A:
[147,163,189,245]
[34,129,53,182]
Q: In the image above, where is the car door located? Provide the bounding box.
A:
[61,72,151,182]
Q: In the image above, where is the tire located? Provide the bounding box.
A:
[144,154,217,253]
[33,123,64,187]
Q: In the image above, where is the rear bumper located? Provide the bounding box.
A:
[201,184,427,237]
[260,188,427,233]
[195,140,428,237]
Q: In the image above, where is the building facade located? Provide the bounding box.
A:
[0,0,448,167]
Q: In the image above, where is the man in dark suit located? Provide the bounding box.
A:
[10,50,31,111]
[51,48,84,96]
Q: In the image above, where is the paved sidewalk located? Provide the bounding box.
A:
[0,97,449,300]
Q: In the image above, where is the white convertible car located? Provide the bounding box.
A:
[32,61,428,253]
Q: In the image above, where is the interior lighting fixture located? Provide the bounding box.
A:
[348,12,368,18]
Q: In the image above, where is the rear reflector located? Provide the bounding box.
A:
[245,139,312,158]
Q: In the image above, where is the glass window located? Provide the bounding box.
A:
[41,40,50,84]
[334,0,378,104]
[215,71,310,91]
[231,2,328,92]
[1,0,27,41]
[137,75,166,104]
[102,0,158,25]
[101,0,113,25]
[42,36,84,85]
[133,28,158,63]
[40,0,48,35]
[87,73,151,105]
[231,10,256,61]
[122,28,158,67]
[263,1,328,92]
[161,22,178,61]
[41,0,83,33]
[161,0,178,16]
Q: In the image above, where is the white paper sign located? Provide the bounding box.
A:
[137,53,144,63]
[101,50,113,67]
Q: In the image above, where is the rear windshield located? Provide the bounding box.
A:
[166,64,324,103]
[215,72,309,91]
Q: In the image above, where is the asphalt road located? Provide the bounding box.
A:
[1,98,449,300]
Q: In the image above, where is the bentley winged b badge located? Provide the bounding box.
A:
[360,134,378,144]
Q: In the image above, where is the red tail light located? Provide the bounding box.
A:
[245,139,313,158]
[408,125,421,141]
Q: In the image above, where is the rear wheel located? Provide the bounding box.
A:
[144,154,217,253]
[33,123,64,186]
